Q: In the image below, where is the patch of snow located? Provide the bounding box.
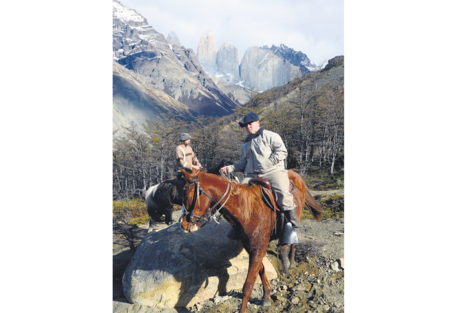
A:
[113,1,145,23]
[236,80,245,87]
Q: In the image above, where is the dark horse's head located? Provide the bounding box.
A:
[206,159,234,174]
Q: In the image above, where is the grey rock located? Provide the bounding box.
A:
[293,281,312,292]
[112,61,194,137]
[166,31,181,46]
[330,261,341,272]
[216,41,240,83]
[240,46,301,92]
[261,43,317,74]
[113,1,240,123]
[123,220,276,309]
[321,56,344,72]
[213,295,229,304]
[196,30,217,75]
[114,302,184,313]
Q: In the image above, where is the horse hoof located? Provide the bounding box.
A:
[261,300,272,307]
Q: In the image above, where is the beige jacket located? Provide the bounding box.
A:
[176,144,199,169]
[227,128,287,175]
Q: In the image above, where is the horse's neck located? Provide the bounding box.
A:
[203,174,244,222]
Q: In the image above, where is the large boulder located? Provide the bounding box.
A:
[123,220,277,309]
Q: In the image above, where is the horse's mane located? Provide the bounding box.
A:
[198,172,264,221]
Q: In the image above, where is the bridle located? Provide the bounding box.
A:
[180,174,232,229]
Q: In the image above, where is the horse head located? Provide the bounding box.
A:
[178,169,213,233]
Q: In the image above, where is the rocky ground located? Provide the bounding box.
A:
[113,197,344,313]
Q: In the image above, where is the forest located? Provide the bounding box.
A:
[113,61,344,200]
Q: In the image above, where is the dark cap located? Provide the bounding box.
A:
[238,112,259,127]
[180,133,191,141]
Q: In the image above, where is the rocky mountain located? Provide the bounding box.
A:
[216,41,240,83]
[321,55,344,73]
[196,32,240,83]
[112,0,242,131]
[194,33,317,92]
[239,46,301,92]
[166,31,181,46]
[196,30,217,75]
[113,62,195,136]
[261,43,317,74]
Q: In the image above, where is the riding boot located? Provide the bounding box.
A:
[286,209,301,238]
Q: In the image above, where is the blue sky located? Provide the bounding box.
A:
[117,0,344,66]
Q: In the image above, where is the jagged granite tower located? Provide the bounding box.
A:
[240,46,301,92]
[216,41,240,83]
[261,44,317,74]
[196,30,217,75]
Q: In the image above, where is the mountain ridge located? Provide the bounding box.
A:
[112,0,245,134]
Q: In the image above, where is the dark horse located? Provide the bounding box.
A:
[145,160,236,230]
[179,168,322,313]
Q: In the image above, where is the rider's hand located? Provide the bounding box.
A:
[193,164,201,171]
[220,166,227,174]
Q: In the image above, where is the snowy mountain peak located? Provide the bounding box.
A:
[260,43,316,74]
[113,0,146,24]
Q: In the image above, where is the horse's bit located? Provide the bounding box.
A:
[180,176,232,229]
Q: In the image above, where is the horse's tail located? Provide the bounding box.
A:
[145,184,159,200]
[304,188,323,221]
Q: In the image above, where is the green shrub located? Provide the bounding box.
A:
[113,198,149,226]
[301,194,344,221]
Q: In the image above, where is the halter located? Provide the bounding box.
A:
[180,175,232,229]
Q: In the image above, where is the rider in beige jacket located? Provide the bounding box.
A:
[221,112,300,237]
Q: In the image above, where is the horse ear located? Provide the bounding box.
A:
[178,169,194,181]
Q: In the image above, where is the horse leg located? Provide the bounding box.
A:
[240,257,263,313]
[288,244,296,268]
[279,244,290,276]
[259,263,272,307]
[164,207,173,226]
[147,210,162,232]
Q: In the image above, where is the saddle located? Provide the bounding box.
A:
[248,177,295,213]
[248,177,296,239]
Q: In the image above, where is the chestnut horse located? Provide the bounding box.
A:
[179,168,321,313]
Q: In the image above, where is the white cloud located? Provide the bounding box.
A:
[117,0,343,65]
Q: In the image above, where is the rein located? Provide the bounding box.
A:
[180,175,232,228]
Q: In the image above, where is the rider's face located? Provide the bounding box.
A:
[183,139,191,145]
[245,121,260,135]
